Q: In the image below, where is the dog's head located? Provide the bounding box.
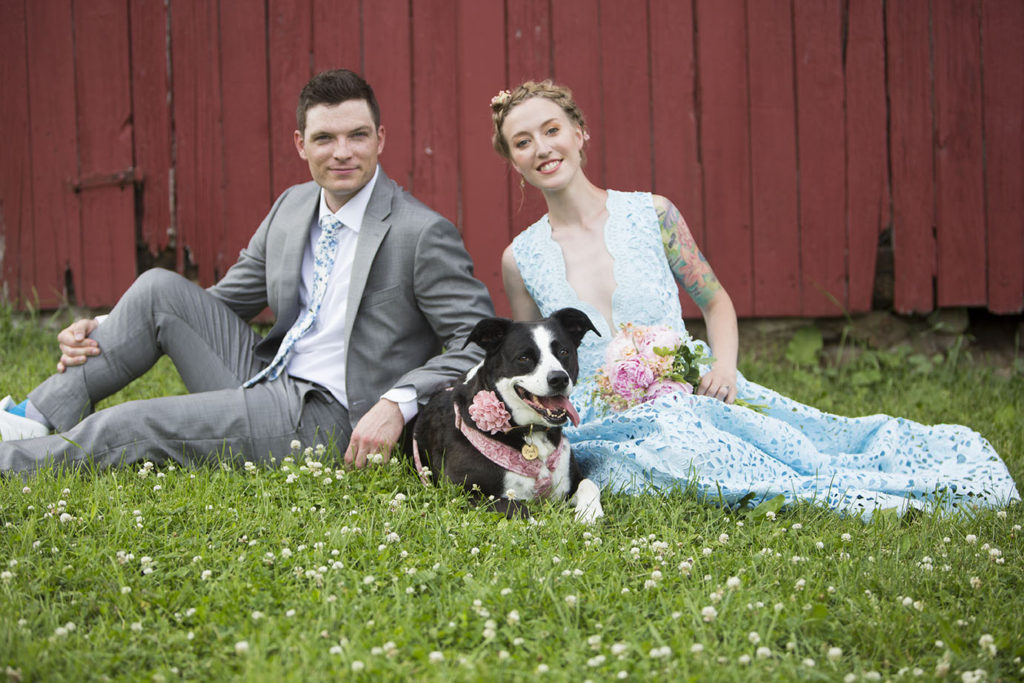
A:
[464,308,598,428]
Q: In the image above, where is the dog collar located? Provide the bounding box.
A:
[454,409,567,498]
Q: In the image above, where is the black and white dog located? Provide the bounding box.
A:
[412,308,604,522]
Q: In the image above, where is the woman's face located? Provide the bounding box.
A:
[501,97,585,190]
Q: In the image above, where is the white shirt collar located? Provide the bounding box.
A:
[317,165,380,232]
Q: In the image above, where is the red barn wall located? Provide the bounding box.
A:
[1,0,1021,317]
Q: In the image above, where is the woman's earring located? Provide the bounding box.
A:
[520,176,525,189]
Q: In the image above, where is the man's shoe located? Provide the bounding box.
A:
[0,396,49,441]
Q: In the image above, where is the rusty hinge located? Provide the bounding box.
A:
[70,167,139,193]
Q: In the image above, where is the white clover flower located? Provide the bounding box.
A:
[827,646,842,662]
[792,523,802,530]
[701,606,717,622]
[507,610,520,626]
[368,452,384,465]
[802,658,816,667]
[841,533,852,542]
[971,576,982,589]
[794,578,806,591]
[385,532,400,544]
[718,533,729,544]
[690,643,704,654]
[587,655,606,667]
[748,631,760,645]
[537,664,550,673]
[565,595,578,606]
[0,571,13,582]
[200,570,212,580]
[611,642,627,656]
[966,534,978,544]
[235,641,249,655]
[727,576,741,590]
[765,510,776,520]
[429,651,444,663]
[756,646,771,658]
[59,513,73,524]
[649,646,671,659]
[738,654,751,665]
[121,586,131,595]
[351,661,365,672]
[979,633,996,656]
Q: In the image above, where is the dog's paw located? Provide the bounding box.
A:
[571,478,604,524]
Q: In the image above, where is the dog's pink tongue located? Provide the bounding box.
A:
[540,395,580,427]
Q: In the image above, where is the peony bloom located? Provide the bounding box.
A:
[467,391,512,434]
[644,380,692,401]
[609,357,655,402]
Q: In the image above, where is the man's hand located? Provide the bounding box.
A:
[57,318,102,373]
[696,363,737,404]
[344,398,404,469]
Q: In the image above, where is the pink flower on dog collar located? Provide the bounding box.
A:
[468,390,512,434]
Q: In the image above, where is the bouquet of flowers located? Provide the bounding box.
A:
[593,323,714,412]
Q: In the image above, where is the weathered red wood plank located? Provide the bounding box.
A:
[506,0,552,230]
[313,0,362,74]
[25,0,80,307]
[170,0,224,287]
[695,0,753,316]
[73,0,136,306]
[129,0,173,264]
[268,0,313,199]
[933,0,987,308]
[982,0,1024,313]
[599,0,651,192]
[650,0,704,319]
[0,0,32,305]
[219,0,273,279]
[363,0,413,190]
[551,0,603,188]
[457,0,511,314]
[410,0,459,225]
[747,0,800,317]
[794,0,847,316]
[845,0,889,313]
[886,0,936,313]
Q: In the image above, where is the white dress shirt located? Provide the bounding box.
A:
[285,167,417,422]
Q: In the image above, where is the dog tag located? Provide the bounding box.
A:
[521,444,539,461]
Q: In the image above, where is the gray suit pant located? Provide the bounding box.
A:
[0,269,351,472]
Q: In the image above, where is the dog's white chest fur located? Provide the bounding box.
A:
[501,434,571,501]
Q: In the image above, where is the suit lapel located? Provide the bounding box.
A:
[276,184,319,328]
[344,170,394,348]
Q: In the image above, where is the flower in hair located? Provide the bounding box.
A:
[468,390,512,433]
[490,89,512,108]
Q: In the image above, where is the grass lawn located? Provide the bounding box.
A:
[1,308,1022,681]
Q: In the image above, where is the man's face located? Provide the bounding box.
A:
[295,100,385,212]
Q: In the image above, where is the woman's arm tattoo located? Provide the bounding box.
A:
[657,198,721,309]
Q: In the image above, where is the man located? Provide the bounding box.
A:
[0,69,494,471]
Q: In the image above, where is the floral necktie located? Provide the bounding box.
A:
[243,214,343,386]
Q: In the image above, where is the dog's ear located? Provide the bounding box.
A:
[550,307,599,347]
[465,317,513,353]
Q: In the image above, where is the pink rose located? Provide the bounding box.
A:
[644,380,692,401]
[468,390,512,434]
[609,357,655,403]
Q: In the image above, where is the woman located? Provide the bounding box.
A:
[492,81,1018,518]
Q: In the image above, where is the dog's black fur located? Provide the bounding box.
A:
[413,308,601,520]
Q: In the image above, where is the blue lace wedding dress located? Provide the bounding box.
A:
[511,190,1019,518]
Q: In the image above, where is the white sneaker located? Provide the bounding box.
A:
[0,396,49,441]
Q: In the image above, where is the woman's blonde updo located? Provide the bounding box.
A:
[490,80,588,160]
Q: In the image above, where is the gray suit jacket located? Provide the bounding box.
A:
[208,169,495,423]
